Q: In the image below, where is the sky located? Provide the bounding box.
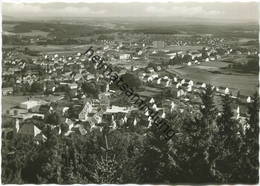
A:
[2,2,259,22]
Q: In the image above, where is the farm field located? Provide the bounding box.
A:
[2,96,29,113]
[166,45,203,52]
[2,95,63,114]
[168,62,258,96]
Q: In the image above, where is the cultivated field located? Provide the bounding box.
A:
[168,62,258,96]
[2,96,29,113]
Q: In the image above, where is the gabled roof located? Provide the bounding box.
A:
[19,123,42,137]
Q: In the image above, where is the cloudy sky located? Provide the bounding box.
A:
[3,1,259,22]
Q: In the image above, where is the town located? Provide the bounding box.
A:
[3,33,258,141]
[2,2,259,184]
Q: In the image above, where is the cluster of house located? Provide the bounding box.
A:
[2,35,258,143]
[3,86,174,143]
[141,64,253,103]
[137,62,253,131]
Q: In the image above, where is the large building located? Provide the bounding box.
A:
[152,41,165,49]
[119,53,131,60]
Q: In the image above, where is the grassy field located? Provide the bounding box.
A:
[18,30,49,37]
[2,96,29,113]
[166,45,203,52]
[222,54,249,64]
[2,95,63,113]
[168,62,258,96]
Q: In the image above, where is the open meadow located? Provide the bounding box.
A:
[168,61,258,96]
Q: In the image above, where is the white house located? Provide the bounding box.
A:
[19,123,45,140]
[68,83,78,90]
[247,96,251,103]
[165,80,171,87]
[133,118,137,126]
[157,78,161,84]
[161,111,166,119]
[176,83,181,89]
[170,101,175,112]
[236,106,240,119]
[79,101,93,121]
[188,80,194,86]
[224,88,230,94]
[201,83,206,88]
[120,54,131,60]
[187,85,192,92]
[20,100,47,110]
[177,89,185,97]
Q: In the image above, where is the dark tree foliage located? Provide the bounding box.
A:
[45,112,61,125]
[30,81,44,93]
[215,94,243,183]
[235,92,259,183]
[81,82,100,98]
[200,84,217,122]
[136,127,173,184]
[120,72,142,89]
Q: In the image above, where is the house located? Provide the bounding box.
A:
[153,41,165,48]
[68,83,78,90]
[86,107,105,127]
[105,105,131,114]
[224,88,230,94]
[65,118,74,130]
[137,50,143,56]
[191,52,202,60]
[18,123,46,140]
[177,89,186,97]
[201,83,206,88]
[147,67,155,73]
[120,54,131,60]
[79,101,93,121]
[187,85,193,92]
[99,92,110,109]
[73,73,84,82]
[86,74,95,81]
[13,113,44,122]
[2,87,13,96]
[20,100,47,110]
[72,124,88,135]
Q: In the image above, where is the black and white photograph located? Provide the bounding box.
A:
[1,0,259,184]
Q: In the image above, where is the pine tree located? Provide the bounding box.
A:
[180,117,216,183]
[215,94,242,183]
[61,160,77,184]
[136,126,174,184]
[92,154,122,183]
[2,135,38,184]
[200,84,217,122]
[247,92,259,140]
[177,84,217,183]
[217,94,235,137]
[237,92,259,183]
[36,132,63,183]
